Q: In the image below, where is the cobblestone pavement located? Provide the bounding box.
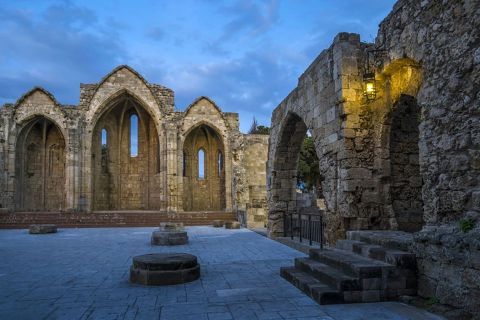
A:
[0,227,444,320]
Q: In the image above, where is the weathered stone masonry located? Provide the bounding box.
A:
[0,66,269,226]
[267,0,479,316]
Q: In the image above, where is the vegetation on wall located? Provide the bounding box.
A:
[297,136,320,191]
[459,218,475,233]
[248,118,270,135]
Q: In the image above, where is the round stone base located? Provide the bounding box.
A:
[29,224,57,234]
[130,253,200,285]
[225,221,241,229]
[160,222,185,231]
[212,220,224,228]
[151,230,188,246]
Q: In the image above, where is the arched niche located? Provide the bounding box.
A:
[15,117,66,211]
[91,93,161,210]
[373,58,424,232]
[182,124,226,211]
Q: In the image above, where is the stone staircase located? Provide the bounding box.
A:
[280,230,417,304]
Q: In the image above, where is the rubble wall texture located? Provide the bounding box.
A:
[267,0,479,315]
[377,0,480,316]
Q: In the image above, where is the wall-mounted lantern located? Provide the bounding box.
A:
[363,49,387,102]
[363,72,376,101]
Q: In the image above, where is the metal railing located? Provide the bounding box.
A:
[283,209,325,249]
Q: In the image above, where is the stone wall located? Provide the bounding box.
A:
[237,134,269,228]
[267,33,365,242]
[267,0,479,316]
[0,66,269,224]
[376,0,480,316]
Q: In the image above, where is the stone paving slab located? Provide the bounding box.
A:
[0,226,444,320]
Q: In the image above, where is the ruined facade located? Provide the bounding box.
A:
[267,0,479,316]
[0,66,269,226]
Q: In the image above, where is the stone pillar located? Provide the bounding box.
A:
[65,123,80,211]
[165,123,178,212]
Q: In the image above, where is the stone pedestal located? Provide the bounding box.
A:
[151,222,188,245]
[29,224,57,234]
[225,221,240,229]
[159,222,185,231]
[212,220,224,228]
[130,253,200,285]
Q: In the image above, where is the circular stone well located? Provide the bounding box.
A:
[29,224,57,234]
[130,253,200,285]
[151,222,188,246]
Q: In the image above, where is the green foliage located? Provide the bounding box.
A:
[248,117,270,135]
[254,125,270,134]
[459,218,475,233]
[425,297,439,305]
[297,136,320,190]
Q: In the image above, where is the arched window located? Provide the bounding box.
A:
[101,129,108,173]
[183,151,187,177]
[156,139,160,173]
[218,151,223,177]
[198,148,205,179]
[130,114,138,157]
[101,128,108,148]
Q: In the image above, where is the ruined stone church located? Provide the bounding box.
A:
[0,0,479,317]
[0,66,269,226]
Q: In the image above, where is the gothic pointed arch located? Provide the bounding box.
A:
[15,116,66,211]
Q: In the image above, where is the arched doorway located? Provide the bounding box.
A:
[389,94,423,232]
[182,124,225,211]
[274,113,326,212]
[269,112,327,237]
[92,93,161,210]
[297,129,325,212]
[15,117,66,211]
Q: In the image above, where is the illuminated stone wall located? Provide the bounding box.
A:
[267,0,479,316]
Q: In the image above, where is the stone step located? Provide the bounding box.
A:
[280,267,344,305]
[309,248,395,278]
[294,257,361,291]
[336,239,417,270]
[346,230,413,251]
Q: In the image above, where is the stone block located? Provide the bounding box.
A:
[159,222,184,231]
[151,230,188,246]
[225,221,240,229]
[361,290,380,302]
[29,224,57,234]
[362,278,382,290]
[212,220,224,227]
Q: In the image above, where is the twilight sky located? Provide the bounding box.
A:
[0,0,396,132]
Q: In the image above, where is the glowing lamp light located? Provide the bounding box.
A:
[363,72,376,101]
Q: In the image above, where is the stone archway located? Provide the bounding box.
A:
[389,95,423,232]
[91,93,161,210]
[268,112,332,237]
[270,112,308,213]
[182,124,226,211]
[15,117,66,211]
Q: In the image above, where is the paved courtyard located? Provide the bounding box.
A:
[0,226,444,320]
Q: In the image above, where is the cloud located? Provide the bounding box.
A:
[161,47,297,131]
[205,0,280,55]
[146,27,165,41]
[0,2,129,104]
